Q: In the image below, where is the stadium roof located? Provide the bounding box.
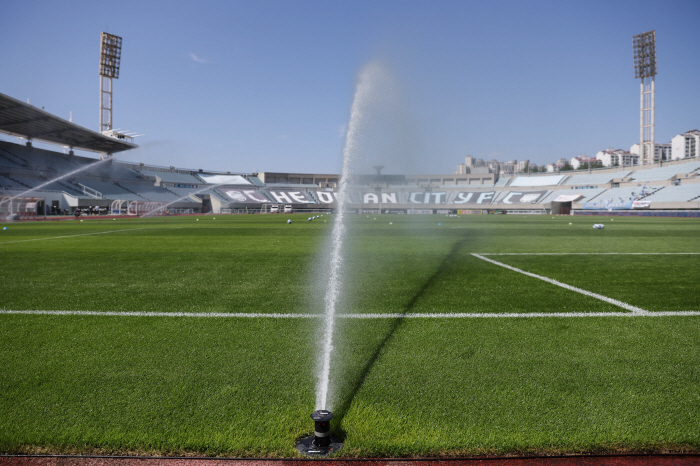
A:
[0,92,137,154]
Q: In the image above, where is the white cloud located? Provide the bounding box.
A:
[338,124,347,138]
[189,52,208,64]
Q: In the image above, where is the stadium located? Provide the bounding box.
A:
[1,27,699,465]
[2,106,700,219]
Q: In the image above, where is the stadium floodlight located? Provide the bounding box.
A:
[633,31,656,165]
[633,31,656,79]
[99,32,122,134]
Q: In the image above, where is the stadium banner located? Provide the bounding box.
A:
[199,174,251,185]
[408,192,448,204]
[407,209,433,214]
[450,192,495,204]
[632,200,651,209]
[457,209,483,214]
[500,190,548,204]
[582,200,632,210]
[362,192,400,204]
[315,191,338,204]
[267,190,314,204]
[223,189,269,203]
[436,209,452,214]
[553,194,583,202]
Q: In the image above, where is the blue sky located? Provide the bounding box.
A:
[2,0,699,174]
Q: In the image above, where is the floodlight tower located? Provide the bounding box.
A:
[99,32,122,134]
[633,31,657,165]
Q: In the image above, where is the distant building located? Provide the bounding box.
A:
[671,130,700,160]
[454,155,504,175]
[630,142,671,163]
[570,156,598,170]
[546,158,568,172]
[596,149,639,167]
[517,160,529,173]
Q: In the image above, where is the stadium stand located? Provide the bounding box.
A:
[563,171,631,186]
[539,188,608,204]
[71,178,144,201]
[247,176,265,186]
[134,168,202,184]
[510,174,567,187]
[588,186,662,203]
[117,182,181,202]
[641,184,700,203]
[0,174,26,190]
[628,161,700,182]
[494,177,510,187]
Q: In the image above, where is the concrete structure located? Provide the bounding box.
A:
[257,172,339,186]
[633,31,657,165]
[630,143,670,162]
[596,149,639,167]
[671,130,700,160]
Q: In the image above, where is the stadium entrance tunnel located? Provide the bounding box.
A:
[295,410,343,457]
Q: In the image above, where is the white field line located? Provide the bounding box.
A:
[2,310,699,318]
[0,227,147,245]
[471,253,650,314]
[479,252,700,255]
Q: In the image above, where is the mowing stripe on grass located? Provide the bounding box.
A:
[3,310,699,318]
[471,253,650,314]
[0,227,148,245]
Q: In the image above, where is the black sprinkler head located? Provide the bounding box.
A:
[311,410,333,447]
[295,410,343,457]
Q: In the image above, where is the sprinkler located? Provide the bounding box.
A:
[295,410,343,457]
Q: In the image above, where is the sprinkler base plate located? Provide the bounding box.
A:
[295,435,343,457]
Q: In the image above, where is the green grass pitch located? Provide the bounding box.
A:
[0,213,698,457]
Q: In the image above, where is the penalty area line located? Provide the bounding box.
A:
[0,227,148,245]
[471,253,650,315]
[2,310,700,318]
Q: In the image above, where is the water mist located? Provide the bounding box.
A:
[298,61,404,457]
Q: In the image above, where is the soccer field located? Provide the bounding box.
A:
[0,214,699,457]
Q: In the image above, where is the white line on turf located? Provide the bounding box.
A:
[478,253,700,255]
[0,228,148,245]
[2,310,699,318]
[471,253,650,314]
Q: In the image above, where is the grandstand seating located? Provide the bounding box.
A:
[641,184,700,203]
[587,186,662,203]
[0,174,26,190]
[71,178,144,201]
[247,176,265,186]
[118,182,182,202]
[164,186,203,200]
[563,171,631,186]
[442,184,494,188]
[134,168,202,184]
[628,161,700,182]
[163,186,228,203]
[539,188,608,204]
[510,174,567,187]
[494,177,510,187]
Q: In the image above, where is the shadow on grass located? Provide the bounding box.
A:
[330,236,471,438]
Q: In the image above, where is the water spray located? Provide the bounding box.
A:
[140,183,225,217]
[8,157,114,202]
